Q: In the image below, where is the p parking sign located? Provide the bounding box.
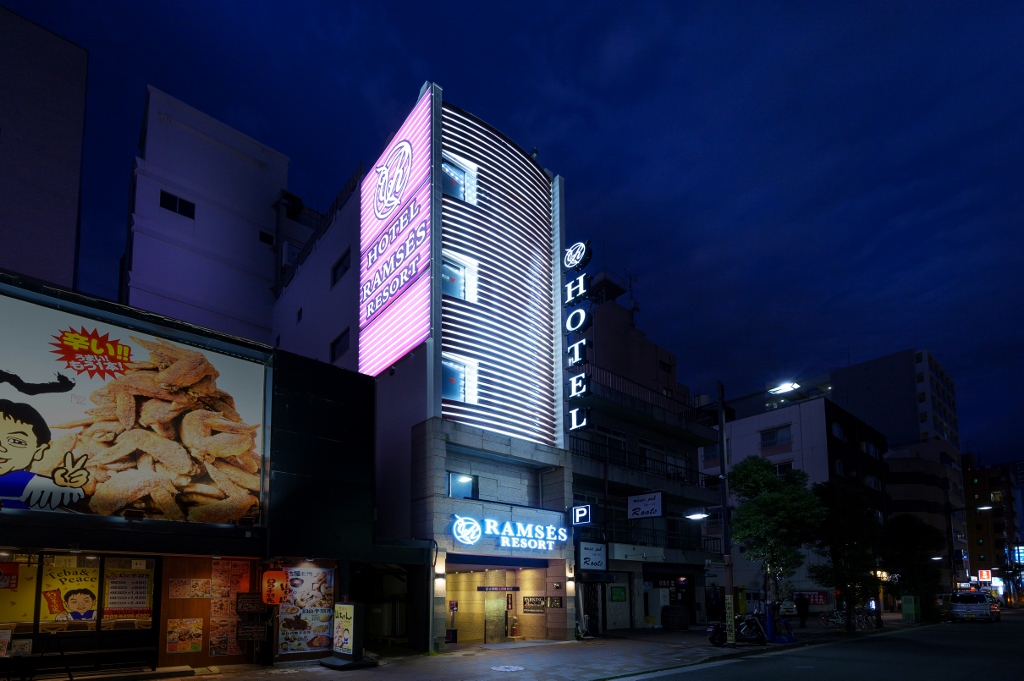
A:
[572,505,592,525]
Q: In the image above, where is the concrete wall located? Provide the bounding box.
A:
[0,7,86,290]
[272,192,360,370]
[125,86,288,342]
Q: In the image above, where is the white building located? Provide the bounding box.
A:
[121,86,299,342]
[703,396,888,611]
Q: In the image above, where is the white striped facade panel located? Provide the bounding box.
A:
[439,104,557,447]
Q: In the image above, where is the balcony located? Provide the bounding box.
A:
[577,522,720,553]
[570,436,720,492]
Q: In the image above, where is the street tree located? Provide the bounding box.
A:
[729,456,825,603]
[807,480,883,631]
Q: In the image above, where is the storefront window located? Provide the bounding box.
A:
[0,554,39,634]
[39,554,101,631]
[102,558,155,629]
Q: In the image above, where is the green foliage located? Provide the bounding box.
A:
[807,480,883,630]
[728,456,825,599]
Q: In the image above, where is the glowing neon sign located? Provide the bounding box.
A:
[359,90,433,377]
[564,241,592,431]
[452,515,568,551]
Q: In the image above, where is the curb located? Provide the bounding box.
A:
[587,624,930,681]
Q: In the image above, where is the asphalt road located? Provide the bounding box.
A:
[620,609,1023,681]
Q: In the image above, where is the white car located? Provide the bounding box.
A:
[949,592,1000,622]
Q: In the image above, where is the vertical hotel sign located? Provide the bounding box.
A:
[563,241,592,431]
[358,90,433,377]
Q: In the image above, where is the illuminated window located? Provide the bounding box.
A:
[441,353,479,404]
[440,151,478,205]
[448,472,478,499]
[159,190,195,219]
[442,259,466,299]
[330,329,350,363]
[331,248,351,287]
[440,252,479,303]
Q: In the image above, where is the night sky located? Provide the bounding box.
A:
[7,1,1023,462]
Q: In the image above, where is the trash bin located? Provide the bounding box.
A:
[901,595,920,623]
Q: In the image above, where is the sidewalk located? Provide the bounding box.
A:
[53,613,920,681]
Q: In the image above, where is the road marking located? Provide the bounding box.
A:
[609,659,741,680]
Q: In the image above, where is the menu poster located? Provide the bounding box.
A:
[39,565,99,622]
[169,580,189,599]
[0,563,19,589]
[11,639,32,656]
[333,604,354,655]
[0,630,10,657]
[208,560,250,656]
[277,568,334,654]
[190,579,211,599]
[166,618,203,654]
[103,569,153,619]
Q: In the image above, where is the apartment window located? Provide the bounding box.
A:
[596,425,627,451]
[759,425,792,450]
[448,472,478,500]
[659,360,673,373]
[919,412,928,423]
[296,307,302,323]
[861,442,879,458]
[441,259,466,299]
[978,539,984,545]
[775,461,794,476]
[915,352,923,363]
[259,231,274,245]
[159,190,195,219]
[916,372,924,383]
[831,422,846,441]
[864,475,881,491]
[330,328,350,363]
[440,252,479,302]
[441,354,478,404]
[440,151,478,205]
[979,554,985,561]
[331,248,351,287]
[918,392,926,403]
[835,460,845,476]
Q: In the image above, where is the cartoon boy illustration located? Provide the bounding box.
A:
[55,588,97,621]
[0,399,89,510]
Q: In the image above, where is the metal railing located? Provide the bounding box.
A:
[584,365,715,427]
[569,436,720,490]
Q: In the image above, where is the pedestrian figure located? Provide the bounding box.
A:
[794,593,811,628]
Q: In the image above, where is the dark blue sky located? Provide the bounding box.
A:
[8,1,1023,462]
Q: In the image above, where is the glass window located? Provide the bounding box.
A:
[331,248,351,287]
[0,554,39,633]
[330,329,350,363]
[441,259,466,299]
[442,358,466,401]
[39,555,101,631]
[448,472,478,499]
[831,422,846,440]
[835,460,844,476]
[441,162,466,201]
[775,461,794,476]
[759,425,791,449]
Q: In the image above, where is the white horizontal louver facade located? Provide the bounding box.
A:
[439,104,558,446]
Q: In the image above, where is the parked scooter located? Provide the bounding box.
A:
[706,612,768,646]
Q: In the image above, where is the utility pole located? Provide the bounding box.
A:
[717,381,735,646]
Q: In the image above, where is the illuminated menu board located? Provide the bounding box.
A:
[358,90,433,377]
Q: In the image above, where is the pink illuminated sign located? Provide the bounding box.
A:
[358,90,433,377]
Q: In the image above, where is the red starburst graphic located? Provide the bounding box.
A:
[50,327,133,380]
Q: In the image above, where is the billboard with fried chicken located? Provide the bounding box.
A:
[0,291,265,525]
